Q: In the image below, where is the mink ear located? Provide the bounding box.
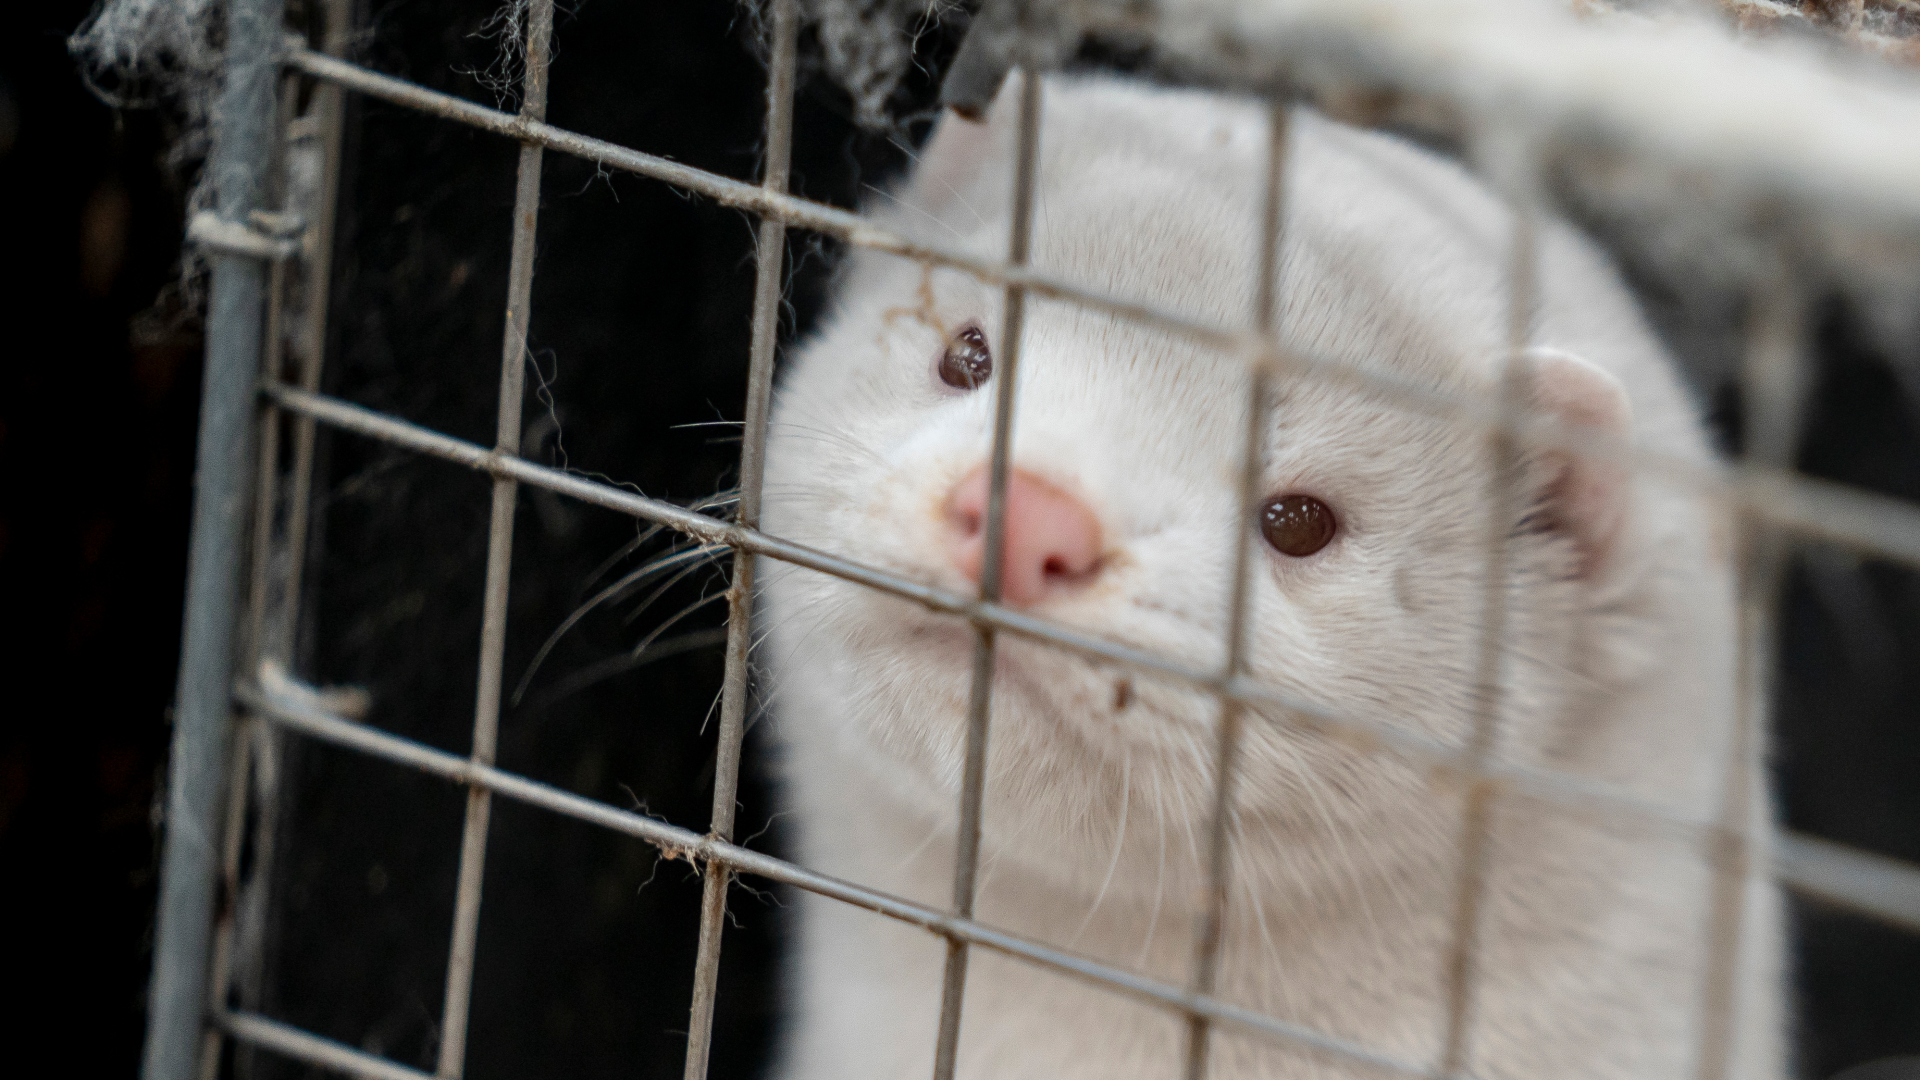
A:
[1522,347,1635,576]
[899,71,1028,221]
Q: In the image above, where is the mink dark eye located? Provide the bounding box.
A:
[1260,494,1337,557]
[938,325,993,390]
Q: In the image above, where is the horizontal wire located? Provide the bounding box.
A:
[285,47,1920,573]
[1775,831,1920,936]
[217,1010,435,1080]
[235,679,1440,1080]
[262,381,1920,935]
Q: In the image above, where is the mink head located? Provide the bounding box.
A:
[760,75,1690,908]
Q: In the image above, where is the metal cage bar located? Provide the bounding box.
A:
[236,7,358,1047]
[930,64,1044,1080]
[1436,149,1540,1079]
[151,8,1920,1080]
[1182,102,1290,1080]
[680,1,799,1077]
[1691,263,1808,1080]
[197,3,358,1069]
[142,0,287,1076]
[435,3,554,1076]
[218,1011,436,1080]
[273,0,356,672]
[199,61,303,1080]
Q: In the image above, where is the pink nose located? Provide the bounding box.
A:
[946,466,1104,606]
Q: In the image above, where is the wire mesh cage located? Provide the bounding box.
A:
[137,1,1920,1079]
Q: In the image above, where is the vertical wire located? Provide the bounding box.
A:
[241,61,301,679]
[1692,264,1804,1080]
[241,3,355,1046]
[930,66,1043,1080]
[200,726,255,1079]
[679,0,798,1076]
[141,0,286,1072]
[200,701,260,1080]
[274,0,357,671]
[435,2,552,1076]
[1181,102,1290,1080]
[199,65,302,1080]
[1437,158,1538,1080]
[228,12,356,1073]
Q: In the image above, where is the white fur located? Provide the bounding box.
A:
[759,75,1780,1080]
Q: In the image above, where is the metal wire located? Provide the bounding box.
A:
[141,0,286,1076]
[1182,102,1290,1080]
[1691,262,1808,1080]
[1775,832,1920,935]
[1435,147,1540,1080]
[931,64,1043,1080]
[435,4,552,1076]
[680,2,797,1077]
[266,0,356,678]
[218,1011,436,1080]
[201,11,356,1068]
[199,60,302,1080]
[202,716,258,1080]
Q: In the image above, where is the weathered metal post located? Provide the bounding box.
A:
[142,0,287,1076]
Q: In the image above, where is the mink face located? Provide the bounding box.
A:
[764,85,1638,901]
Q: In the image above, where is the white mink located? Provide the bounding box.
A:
[758,73,1781,1080]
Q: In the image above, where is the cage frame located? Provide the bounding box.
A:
[141,2,1920,1080]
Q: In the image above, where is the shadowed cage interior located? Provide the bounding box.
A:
[136,1,1920,1079]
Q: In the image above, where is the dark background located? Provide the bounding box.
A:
[1,0,1915,1076]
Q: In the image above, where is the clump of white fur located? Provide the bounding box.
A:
[760,74,1779,1079]
[71,0,225,175]
[799,0,954,128]
[71,0,224,108]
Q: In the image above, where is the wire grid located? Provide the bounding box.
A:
[141,2,1920,1080]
